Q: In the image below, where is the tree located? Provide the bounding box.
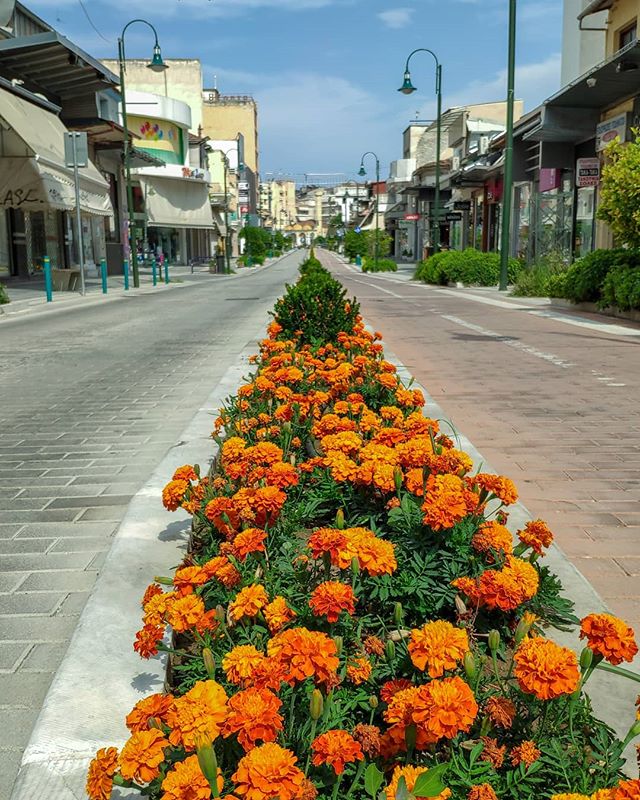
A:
[344,229,368,260]
[239,226,271,263]
[597,131,640,249]
[367,229,392,259]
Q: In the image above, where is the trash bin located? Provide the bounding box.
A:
[355,255,362,267]
[216,254,225,273]
[68,270,81,291]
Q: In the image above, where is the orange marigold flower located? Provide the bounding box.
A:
[347,655,373,685]
[615,780,640,799]
[162,479,189,511]
[233,528,268,560]
[141,583,163,607]
[411,676,479,741]
[517,519,553,555]
[161,754,223,800]
[474,473,518,505]
[592,792,616,800]
[385,766,451,800]
[309,581,356,623]
[354,530,397,576]
[510,740,541,768]
[364,635,385,656]
[472,521,514,556]
[166,680,228,750]
[223,645,267,687]
[118,728,169,784]
[251,485,287,527]
[353,724,381,757]
[86,747,118,800]
[267,627,339,686]
[229,584,269,623]
[165,593,209,633]
[232,742,306,800]
[422,474,473,531]
[485,696,516,729]
[143,589,173,627]
[579,613,639,666]
[172,465,198,482]
[265,461,299,489]
[126,693,174,732]
[311,729,364,775]
[408,620,470,678]
[478,555,539,612]
[204,496,240,537]
[133,624,164,659]
[550,795,590,800]
[264,595,296,634]
[223,687,284,750]
[514,638,580,700]
[173,565,208,596]
[468,785,498,800]
[380,678,412,704]
[308,527,351,567]
[203,555,242,589]
[479,736,506,768]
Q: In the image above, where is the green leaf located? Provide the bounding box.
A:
[411,763,449,797]
[364,764,384,798]
[395,776,412,800]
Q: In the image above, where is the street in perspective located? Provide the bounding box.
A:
[2,0,640,799]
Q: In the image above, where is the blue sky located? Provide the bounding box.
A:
[28,0,563,179]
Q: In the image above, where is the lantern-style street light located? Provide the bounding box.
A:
[499,0,517,291]
[358,152,380,270]
[398,48,443,254]
[118,19,167,288]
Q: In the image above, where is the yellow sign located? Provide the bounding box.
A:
[129,116,183,165]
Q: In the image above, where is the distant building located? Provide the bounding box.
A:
[259,180,296,231]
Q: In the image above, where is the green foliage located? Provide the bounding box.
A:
[273,256,360,345]
[415,248,520,286]
[562,248,639,303]
[367,229,392,260]
[362,257,398,273]
[601,265,640,310]
[344,229,368,260]
[597,131,640,248]
[239,225,271,262]
[512,252,568,297]
[0,283,9,305]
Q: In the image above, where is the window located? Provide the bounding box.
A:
[620,22,637,49]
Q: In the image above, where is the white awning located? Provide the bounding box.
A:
[212,210,227,236]
[139,175,215,229]
[0,86,112,215]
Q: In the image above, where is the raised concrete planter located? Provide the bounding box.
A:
[551,297,640,325]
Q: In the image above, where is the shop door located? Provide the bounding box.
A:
[533,190,573,262]
[8,209,27,277]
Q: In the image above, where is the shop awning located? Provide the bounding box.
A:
[577,0,613,20]
[139,176,215,229]
[0,86,112,215]
[212,210,228,236]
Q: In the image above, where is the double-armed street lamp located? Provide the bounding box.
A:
[499,0,517,291]
[358,152,380,269]
[213,144,243,274]
[118,19,167,288]
[398,48,443,254]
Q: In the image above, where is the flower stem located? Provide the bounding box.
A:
[345,761,365,798]
[331,773,344,800]
[595,662,640,683]
[304,719,318,776]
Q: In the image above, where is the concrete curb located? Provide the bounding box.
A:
[9,337,261,800]
[386,341,639,772]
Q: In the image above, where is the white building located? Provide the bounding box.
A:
[561,0,608,84]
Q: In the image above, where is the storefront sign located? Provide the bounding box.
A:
[596,113,629,152]
[539,168,561,193]
[445,212,462,222]
[129,116,184,165]
[576,158,600,187]
[404,213,420,221]
[453,201,471,211]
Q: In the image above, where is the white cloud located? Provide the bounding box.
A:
[377,8,413,28]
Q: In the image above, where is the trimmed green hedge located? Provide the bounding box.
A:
[362,257,397,273]
[415,248,520,287]
[562,249,640,304]
[0,283,9,305]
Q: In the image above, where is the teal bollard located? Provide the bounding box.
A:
[355,254,362,267]
[152,258,157,287]
[123,259,129,291]
[100,259,107,294]
[164,260,169,285]
[43,256,52,302]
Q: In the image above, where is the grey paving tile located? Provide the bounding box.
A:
[68,474,123,485]
[0,526,22,540]
[18,571,98,592]
[19,485,108,499]
[0,539,56,555]
[18,642,66,672]
[0,672,54,708]
[0,477,71,488]
[0,499,48,511]
[0,642,30,671]
[48,537,110,553]
[77,506,129,521]
[0,614,80,641]
[46,494,132,509]
[0,552,95,572]
[15,522,116,539]
[0,510,80,524]
[55,592,90,615]
[0,708,40,748]
[0,592,64,616]
[0,743,26,800]
[0,574,27,593]
[0,469,46,479]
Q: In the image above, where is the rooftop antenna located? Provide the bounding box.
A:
[213,74,217,90]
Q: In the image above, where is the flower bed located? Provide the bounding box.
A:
[87,259,640,800]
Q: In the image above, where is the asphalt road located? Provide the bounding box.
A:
[0,252,302,799]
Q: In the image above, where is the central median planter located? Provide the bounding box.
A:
[86,250,640,800]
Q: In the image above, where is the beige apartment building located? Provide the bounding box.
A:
[259,180,296,230]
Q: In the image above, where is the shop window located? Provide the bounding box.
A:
[619,22,637,50]
[0,211,10,276]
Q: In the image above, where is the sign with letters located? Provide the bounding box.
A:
[576,158,600,187]
[596,113,629,152]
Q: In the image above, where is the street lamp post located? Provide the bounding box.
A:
[118,19,167,288]
[358,152,380,269]
[398,48,443,255]
[499,0,517,291]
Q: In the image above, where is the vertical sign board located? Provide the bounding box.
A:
[64,131,89,295]
[576,158,600,188]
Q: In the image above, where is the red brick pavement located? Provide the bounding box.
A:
[319,251,640,633]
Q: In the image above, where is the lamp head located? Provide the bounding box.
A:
[147,43,168,72]
[358,164,366,177]
[398,70,416,95]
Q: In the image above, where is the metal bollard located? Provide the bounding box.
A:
[100,258,107,294]
[43,256,52,302]
[123,259,129,291]
[152,258,157,287]
[164,260,169,285]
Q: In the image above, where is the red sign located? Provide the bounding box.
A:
[404,213,420,221]
[240,205,249,214]
[539,168,561,193]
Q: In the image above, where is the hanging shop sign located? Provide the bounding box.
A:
[576,157,600,187]
[453,200,471,211]
[404,213,420,221]
[596,113,630,152]
[445,212,463,222]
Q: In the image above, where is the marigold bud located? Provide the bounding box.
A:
[333,635,343,656]
[351,556,360,579]
[394,466,403,493]
[282,421,292,434]
[215,605,226,622]
[580,646,594,671]
[626,719,640,740]
[196,738,219,795]
[203,647,216,679]
[463,651,477,681]
[488,630,500,653]
[153,576,173,586]
[335,509,345,530]
[310,689,324,720]
[515,616,533,645]
[393,602,404,627]
[385,640,396,664]
[404,723,417,751]
[369,695,379,709]
[194,464,201,478]
[147,716,160,730]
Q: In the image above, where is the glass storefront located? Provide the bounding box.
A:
[0,212,9,276]
[575,186,596,257]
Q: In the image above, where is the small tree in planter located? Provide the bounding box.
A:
[597,131,640,249]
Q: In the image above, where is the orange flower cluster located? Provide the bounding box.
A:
[309,581,356,623]
[408,620,470,678]
[453,555,539,612]
[514,638,580,700]
[308,526,397,576]
[311,729,364,774]
[580,613,639,665]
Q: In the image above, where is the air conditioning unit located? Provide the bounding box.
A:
[479,136,490,155]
